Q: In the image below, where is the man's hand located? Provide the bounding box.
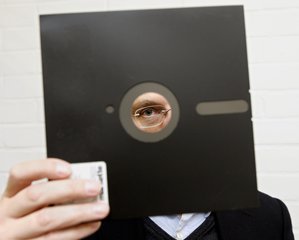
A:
[0,158,109,240]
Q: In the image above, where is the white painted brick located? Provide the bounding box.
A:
[2,124,46,147]
[254,0,299,9]
[252,91,299,118]
[247,36,299,63]
[249,63,299,90]
[0,29,3,50]
[0,125,4,147]
[257,174,299,200]
[4,0,35,3]
[37,0,107,15]
[264,92,299,117]
[108,0,182,10]
[182,0,299,10]
[3,27,40,50]
[0,149,46,171]
[0,53,3,76]
[0,76,3,98]
[0,100,39,123]
[3,75,43,98]
[255,146,299,173]
[286,203,299,230]
[0,173,8,195]
[250,92,265,118]
[253,119,299,144]
[182,0,244,8]
[246,9,299,37]
[1,50,41,76]
[37,98,45,122]
[0,5,37,28]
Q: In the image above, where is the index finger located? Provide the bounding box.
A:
[3,158,72,198]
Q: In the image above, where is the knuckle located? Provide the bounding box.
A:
[47,160,58,174]
[9,165,23,181]
[36,208,52,228]
[25,185,41,202]
[66,180,81,196]
[71,179,88,197]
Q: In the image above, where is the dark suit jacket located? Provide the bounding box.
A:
[86,192,294,240]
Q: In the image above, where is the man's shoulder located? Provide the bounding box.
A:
[215,191,294,240]
[216,191,287,218]
[85,192,294,240]
[253,191,288,218]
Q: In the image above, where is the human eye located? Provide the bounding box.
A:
[133,105,166,128]
[131,93,172,132]
[137,106,164,118]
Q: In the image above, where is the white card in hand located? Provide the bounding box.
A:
[70,161,109,204]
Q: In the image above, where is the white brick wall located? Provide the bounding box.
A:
[3,75,43,98]
[0,0,298,238]
[250,63,299,90]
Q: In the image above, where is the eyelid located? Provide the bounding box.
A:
[133,105,165,116]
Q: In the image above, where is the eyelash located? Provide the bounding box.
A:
[134,105,166,117]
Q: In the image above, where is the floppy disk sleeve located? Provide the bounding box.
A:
[40,6,258,218]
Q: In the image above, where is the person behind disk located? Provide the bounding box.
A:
[0,93,294,239]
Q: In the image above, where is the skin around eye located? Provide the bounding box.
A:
[137,107,164,127]
[132,93,169,113]
[131,92,172,133]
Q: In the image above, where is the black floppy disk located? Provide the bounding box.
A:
[40,6,258,218]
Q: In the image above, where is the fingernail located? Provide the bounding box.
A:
[85,180,100,195]
[56,163,71,176]
[92,203,109,215]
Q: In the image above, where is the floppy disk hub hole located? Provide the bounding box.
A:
[131,92,172,133]
[119,82,180,142]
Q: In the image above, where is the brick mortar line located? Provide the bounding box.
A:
[0,146,47,149]
[0,124,45,128]
[248,60,299,64]
[0,49,41,54]
[254,143,299,147]
[255,145,299,149]
[258,173,299,177]
[0,148,46,151]
[247,34,299,38]
[245,6,299,12]
[0,98,43,101]
[0,73,42,77]
[252,118,299,121]
[252,116,299,120]
[0,97,43,103]
[250,89,299,93]
[249,61,299,65]
[0,98,42,102]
